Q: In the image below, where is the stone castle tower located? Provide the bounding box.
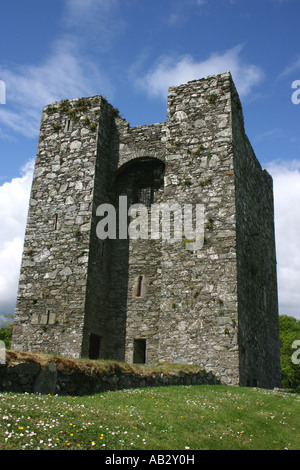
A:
[11,72,281,388]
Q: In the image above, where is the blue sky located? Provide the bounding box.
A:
[0,0,300,320]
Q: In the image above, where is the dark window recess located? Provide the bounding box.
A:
[65,119,71,132]
[54,214,58,230]
[133,339,146,364]
[134,275,145,297]
[137,276,143,297]
[89,334,101,359]
[137,187,154,207]
[46,310,50,324]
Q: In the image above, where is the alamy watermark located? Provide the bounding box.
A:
[0,80,6,104]
[291,80,300,104]
[0,340,5,365]
[96,196,205,250]
[292,340,300,365]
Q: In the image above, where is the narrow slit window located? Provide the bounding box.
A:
[137,276,143,297]
[54,214,58,230]
[46,310,50,325]
[135,275,146,297]
[263,286,267,310]
[65,119,71,132]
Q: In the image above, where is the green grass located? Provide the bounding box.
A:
[0,385,299,450]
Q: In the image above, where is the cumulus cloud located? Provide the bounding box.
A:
[135,45,264,99]
[0,38,113,138]
[0,0,121,139]
[0,161,34,317]
[266,159,300,318]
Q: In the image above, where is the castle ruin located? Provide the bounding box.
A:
[11,72,281,388]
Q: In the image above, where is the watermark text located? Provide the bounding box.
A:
[291,80,300,104]
[0,80,6,104]
[96,196,205,250]
[0,340,6,365]
[292,340,300,365]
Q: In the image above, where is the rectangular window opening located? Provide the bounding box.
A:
[54,214,58,230]
[133,339,146,364]
[89,334,101,360]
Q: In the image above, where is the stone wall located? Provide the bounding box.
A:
[230,82,281,388]
[12,96,106,358]
[0,358,220,396]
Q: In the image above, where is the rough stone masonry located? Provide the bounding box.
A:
[11,72,281,388]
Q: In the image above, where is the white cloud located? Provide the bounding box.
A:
[0,0,122,140]
[266,159,300,319]
[63,0,124,48]
[277,55,300,80]
[254,127,284,143]
[0,38,113,138]
[0,160,34,316]
[64,0,119,25]
[136,45,264,99]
